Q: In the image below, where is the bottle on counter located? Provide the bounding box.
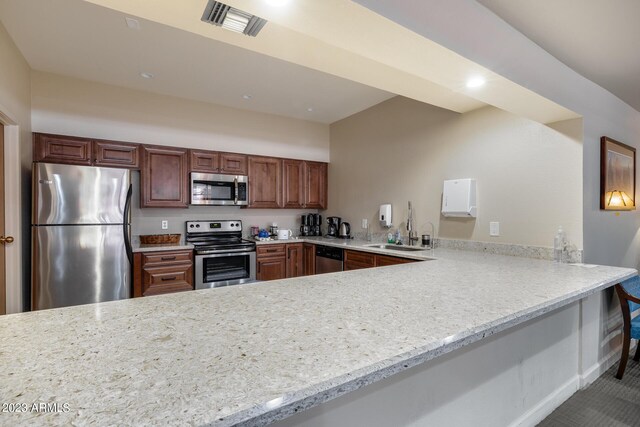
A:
[553,226,567,263]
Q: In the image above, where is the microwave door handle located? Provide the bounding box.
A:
[234,178,238,205]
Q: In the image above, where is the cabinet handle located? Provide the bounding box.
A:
[162,276,177,281]
[258,263,261,273]
[161,256,176,261]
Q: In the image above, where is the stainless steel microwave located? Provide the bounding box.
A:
[190,173,249,206]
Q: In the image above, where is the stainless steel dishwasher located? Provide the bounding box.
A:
[315,245,344,274]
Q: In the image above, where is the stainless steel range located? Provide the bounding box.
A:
[187,220,256,289]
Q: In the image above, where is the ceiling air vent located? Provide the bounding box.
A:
[201,1,268,37]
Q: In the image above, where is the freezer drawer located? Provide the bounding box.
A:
[32,225,131,310]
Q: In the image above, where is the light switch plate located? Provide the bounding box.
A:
[362,218,368,229]
[161,220,168,230]
[490,222,499,236]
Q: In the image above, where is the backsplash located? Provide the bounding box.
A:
[130,172,317,239]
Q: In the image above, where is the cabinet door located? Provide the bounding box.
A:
[304,161,328,209]
[257,257,286,281]
[375,254,415,267]
[220,153,248,175]
[94,141,140,169]
[286,243,304,278]
[248,156,283,208]
[283,159,305,209]
[344,250,375,271]
[141,146,189,208]
[303,243,316,276]
[33,133,92,165]
[190,149,219,173]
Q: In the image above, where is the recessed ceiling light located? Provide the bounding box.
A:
[242,94,253,100]
[307,107,314,112]
[466,76,486,88]
[265,0,291,6]
[125,17,141,30]
[140,72,154,79]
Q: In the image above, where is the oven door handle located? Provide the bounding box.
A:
[196,248,256,256]
[234,177,238,205]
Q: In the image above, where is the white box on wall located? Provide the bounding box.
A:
[442,179,477,217]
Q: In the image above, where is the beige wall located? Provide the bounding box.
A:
[31,71,330,162]
[328,97,583,248]
[0,21,31,313]
[31,71,331,238]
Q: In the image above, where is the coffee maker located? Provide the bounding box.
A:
[300,214,323,236]
[326,216,341,238]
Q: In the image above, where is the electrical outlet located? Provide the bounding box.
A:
[362,218,368,229]
[490,222,500,237]
[161,220,168,230]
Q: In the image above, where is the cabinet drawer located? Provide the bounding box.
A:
[142,265,193,296]
[257,245,286,257]
[344,250,375,267]
[344,261,372,271]
[142,250,193,267]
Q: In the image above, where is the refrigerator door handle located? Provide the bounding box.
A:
[123,184,133,265]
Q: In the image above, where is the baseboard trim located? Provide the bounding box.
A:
[507,375,580,427]
[579,342,637,387]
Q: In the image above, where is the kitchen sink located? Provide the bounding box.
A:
[364,244,425,252]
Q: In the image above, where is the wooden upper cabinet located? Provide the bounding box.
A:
[33,133,93,165]
[282,159,305,209]
[94,140,139,169]
[304,161,328,209]
[220,153,248,175]
[248,156,283,208]
[190,149,219,173]
[141,146,189,208]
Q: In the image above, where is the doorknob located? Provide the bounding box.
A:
[0,236,14,245]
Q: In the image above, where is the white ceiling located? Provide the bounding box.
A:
[477,0,640,112]
[0,0,395,124]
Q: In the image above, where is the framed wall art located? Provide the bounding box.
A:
[600,136,636,210]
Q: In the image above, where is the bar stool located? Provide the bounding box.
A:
[615,275,640,380]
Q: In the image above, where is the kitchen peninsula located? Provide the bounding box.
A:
[0,249,634,426]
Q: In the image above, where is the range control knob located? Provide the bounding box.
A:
[196,224,200,228]
[189,224,194,228]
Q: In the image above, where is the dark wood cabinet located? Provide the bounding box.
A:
[248,156,283,208]
[286,243,304,278]
[220,153,248,175]
[303,243,316,276]
[141,146,189,208]
[283,159,305,209]
[375,254,415,267]
[344,249,376,271]
[33,133,93,165]
[94,141,139,169]
[189,149,219,173]
[256,243,304,281]
[304,161,328,209]
[133,250,194,297]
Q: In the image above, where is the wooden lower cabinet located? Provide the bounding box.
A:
[133,250,194,297]
[344,250,376,271]
[303,243,316,276]
[344,249,416,270]
[256,243,304,281]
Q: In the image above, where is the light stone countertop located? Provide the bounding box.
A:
[0,248,635,426]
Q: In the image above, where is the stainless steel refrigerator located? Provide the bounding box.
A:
[32,163,133,310]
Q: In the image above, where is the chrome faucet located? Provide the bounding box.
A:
[423,221,436,249]
[407,201,419,246]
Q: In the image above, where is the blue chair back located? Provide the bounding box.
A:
[621,275,640,313]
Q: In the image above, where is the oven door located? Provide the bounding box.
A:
[195,251,256,289]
